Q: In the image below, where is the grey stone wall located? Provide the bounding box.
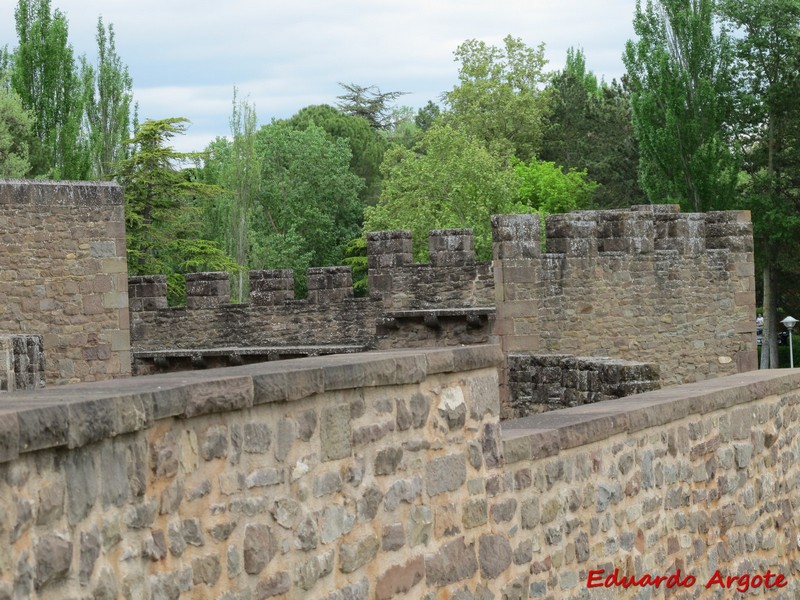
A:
[0,346,798,599]
[0,334,45,391]
[0,180,131,384]
[492,206,757,408]
[506,353,661,418]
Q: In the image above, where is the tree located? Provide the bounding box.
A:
[336,83,408,131]
[515,159,598,215]
[286,104,385,204]
[364,123,518,260]
[443,35,550,161]
[541,50,644,208]
[0,87,33,177]
[114,118,236,303]
[250,121,364,287]
[11,0,88,178]
[82,17,134,178]
[623,0,738,212]
[720,0,800,368]
[415,101,441,132]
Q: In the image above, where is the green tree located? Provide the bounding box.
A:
[286,104,385,204]
[623,0,738,211]
[415,100,441,132]
[11,0,88,178]
[364,123,518,260]
[114,118,236,304]
[0,86,33,177]
[250,121,364,288]
[82,17,134,178]
[336,83,408,131]
[444,35,550,161]
[541,50,644,208]
[721,0,800,368]
[515,159,598,215]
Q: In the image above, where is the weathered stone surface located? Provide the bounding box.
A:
[33,534,72,590]
[324,577,369,600]
[192,554,222,587]
[320,404,352,461]
[11,498,32,543]
[426,454,466,497]
[255,571,291,598]
[408,505,433,547]
[374,447,403,476]
[396,398,413,431]
[314,470,343,497]
[382,523,405,551]
[200,425,228,460]
[79,527,100,584]
[63,448,98,525]
[479,534,512,579]
[244,422,272,453]
[425,537,478,586]
[167,520,186,557]
[92,567,118,600]
[438,386,467,430]
[319,504,356,544]
[359,486,384,521]
[410,393,431,428]
[491,498,517,523]
[520,498,539,529]
[339,533,379,573]
[124,499,157,529]
[375,556,425,600]
[182,518,205,546]
[295,549,334,591]
[142,529,167,561]
[246,467,284,488]
[244,524,276,575]
[462,498,488,529]
[384,477,422,511]
[208,520,237,542]
[296,409,317,442]
[275,417,294,462]
[36,481,64,526]
[296,514,320,550]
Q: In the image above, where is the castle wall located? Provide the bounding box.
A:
[0,181,131,384]
[493,206,757,409]
[0,345,797,599]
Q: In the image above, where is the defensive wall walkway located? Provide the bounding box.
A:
[0,345,797,599]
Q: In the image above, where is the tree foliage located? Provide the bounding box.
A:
[12,0,88,178]
[81,17,134,178]
[286,104,385,204]
[114,118,236,304]
[444,35,550,161]
[541,50,644,208]
[249,121,364,289]
[336,82,408,131]
[0,87,33,177]
[720,0,800,367]
[623,0,738,211]
[515,159,597,215]
[364,123,518,261]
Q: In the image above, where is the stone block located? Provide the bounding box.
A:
[375,556,425,600]
[424,537,478,586]
[426,453,466,497]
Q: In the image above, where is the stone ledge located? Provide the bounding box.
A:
[502,368,800,463]
[0,345,501,461]
[0,180,123,206]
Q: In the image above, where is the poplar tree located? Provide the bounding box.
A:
[623,0,738,212]
[11,0,88,178]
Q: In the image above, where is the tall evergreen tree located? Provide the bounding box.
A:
[623,0,738,211]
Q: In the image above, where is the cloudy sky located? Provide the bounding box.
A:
[1,0,638,152]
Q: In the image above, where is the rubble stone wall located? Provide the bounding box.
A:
[0,346,797,599]
[0,181,131,384]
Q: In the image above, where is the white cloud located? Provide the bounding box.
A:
[1,0,637,152]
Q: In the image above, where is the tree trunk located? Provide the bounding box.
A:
[760,258,779,368]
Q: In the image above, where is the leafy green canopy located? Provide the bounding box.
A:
[444,35,550,162]
[0,87,33,177]
[115,118,236,304]
[623,0,738,211]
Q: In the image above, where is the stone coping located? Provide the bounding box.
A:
[0,179,123,205]
[0,345,502,463]
[134,345,368,358]
[385,307,496,319]
[502,368,800,463]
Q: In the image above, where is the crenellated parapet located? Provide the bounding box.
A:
[249,269,294,305]
[128,275,168,311]
[307,266,354,303]
[491,205,757,412]
[186,271,230,309]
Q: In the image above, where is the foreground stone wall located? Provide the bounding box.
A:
[0,181,131,384]
[493,206,757,406]
[0,345,798,599]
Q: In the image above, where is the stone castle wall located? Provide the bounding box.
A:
[0,345,797,599]
[492,206,757,410]
[0,181,131,384]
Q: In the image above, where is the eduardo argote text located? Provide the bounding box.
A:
[587,568,788,593]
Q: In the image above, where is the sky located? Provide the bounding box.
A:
[0,0,638,153]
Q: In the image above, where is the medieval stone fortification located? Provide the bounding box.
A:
[1,180,793,600]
